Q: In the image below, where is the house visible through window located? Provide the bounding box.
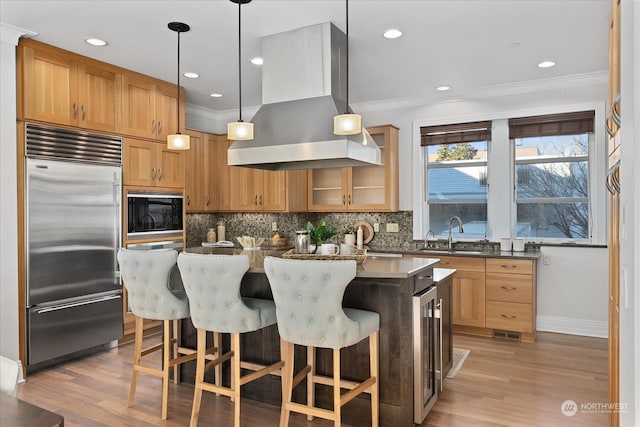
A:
[422,121,490,238]
[510,111,594,240]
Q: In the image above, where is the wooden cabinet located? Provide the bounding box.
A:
[19,40,121,132]
[184,130,218,212]
[230,167,307,212]
[216,135,234,211]
[123,138,185,188]
[121,73,183,141]
[485,258,536,341]
[308,125,399,212]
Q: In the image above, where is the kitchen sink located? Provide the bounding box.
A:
[418,248,487,255]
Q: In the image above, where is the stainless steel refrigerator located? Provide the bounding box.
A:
[25,124,123,367]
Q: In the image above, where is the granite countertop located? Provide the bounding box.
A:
[366,245,541,260]
[185,246,439,279]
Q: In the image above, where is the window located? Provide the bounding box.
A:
[510,111,594,240]
[422,121,490,238]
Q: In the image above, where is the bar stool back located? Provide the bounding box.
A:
[177,252,284,427]
[117,248,199,420]
[264,257,379,427]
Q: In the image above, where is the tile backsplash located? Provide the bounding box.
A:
[186,211,414,248]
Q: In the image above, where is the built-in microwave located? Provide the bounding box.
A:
[126,191,184,239]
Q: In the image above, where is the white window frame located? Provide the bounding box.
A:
[412,102,606,245]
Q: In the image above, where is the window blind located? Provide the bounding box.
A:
[508,111,594,139]
[420,121,491,146]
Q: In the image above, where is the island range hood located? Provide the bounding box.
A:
[227,22,381,171]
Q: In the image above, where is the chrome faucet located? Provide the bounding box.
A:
[448,216,464,251]
[424,230,435,249]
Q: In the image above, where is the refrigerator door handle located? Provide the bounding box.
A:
[35,294,121,314]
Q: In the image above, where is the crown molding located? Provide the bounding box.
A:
[1,22,37,45]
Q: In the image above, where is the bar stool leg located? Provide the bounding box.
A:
[128,316,143,408]
[214,332,222,395]
[333,348,341,427]
[232,333,241,427]
[280,341,294,427]
[190,328,206,427]
[370,331,379,427]
[173,320,180,384]
[161,320,171,420]
[307,346,315,421]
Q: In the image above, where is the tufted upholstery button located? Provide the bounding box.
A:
[296,294,303,301]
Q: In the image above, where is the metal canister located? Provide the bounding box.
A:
[295,230,311,253]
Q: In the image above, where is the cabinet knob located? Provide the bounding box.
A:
[205,195,210,206]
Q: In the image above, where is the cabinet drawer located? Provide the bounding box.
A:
[486,273,533,303]
[436,256,485,272]
[486,258,532,275]
[486,301,533,333]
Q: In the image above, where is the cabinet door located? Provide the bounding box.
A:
[123,138,156,186]
[308,168,348,211]
[452,270,486,328]
[184,131,207,211]
[77,62,121,132]
[157,146,185,188]
[261,171,287,211]
[122,75,156,139]
[155,83,180,140]
[22,44,78,125]
[216,136,234,211]
[230,167,261,211]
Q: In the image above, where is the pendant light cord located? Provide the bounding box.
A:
[345,0,350,115]
[177,30,181,133]
[238,0,243,122]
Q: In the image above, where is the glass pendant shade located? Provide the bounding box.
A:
[333,113,362,135]
[228,121,254,140]
[167,133,191,150]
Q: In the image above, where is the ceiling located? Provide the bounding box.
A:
[1,1,611,114]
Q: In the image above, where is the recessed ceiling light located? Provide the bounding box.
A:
[382,29,403,39]
[250,57,263,65]
[85,38,107,47]
[210,93,223,98]
[436,85,451,91]
[537,60,556,68]
[183,72,199,79]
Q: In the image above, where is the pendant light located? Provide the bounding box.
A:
[167,22,191,150]
[227,0,254,141]
[333,0,361,136]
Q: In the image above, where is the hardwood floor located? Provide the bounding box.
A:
[13,332,607,427]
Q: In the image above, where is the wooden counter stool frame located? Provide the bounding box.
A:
[117,249,211,420]
[177,252,285,427]
[264,257,380,427]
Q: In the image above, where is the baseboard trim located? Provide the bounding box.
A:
[536,315,608,338]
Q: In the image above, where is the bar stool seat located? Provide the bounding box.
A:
[177,252,284,427]
[117,248,205,421]
[264,257,380,427]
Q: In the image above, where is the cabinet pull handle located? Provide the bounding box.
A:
[348,194,351,205]
[81,105,86,121]
[342,194,346,205]
[205,195,210,206]
[259,195,263,205]
[73,103,78,118]
[254,195,258,205]
[186,194,191,206]
[500,314,516,319]
[151,167,157,180]
[152,120,156,134]
[158,121,162,135]
[501,286,517,291]
[501,264,517,269]
[440,261,450,265]
[157,168,163,181]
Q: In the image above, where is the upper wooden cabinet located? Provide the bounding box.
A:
[308,125,399,212]
[123,138,185,188]
[19,40,122,132]
[121,74,183,141]
[230,164,307,212]
[184,130,218,212]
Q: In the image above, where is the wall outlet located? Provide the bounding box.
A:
[543,254,551,265]
[271,222,278,232]
[386,223,399,233]
[373,223,380,232]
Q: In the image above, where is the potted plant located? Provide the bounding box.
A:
[306,219,337,251]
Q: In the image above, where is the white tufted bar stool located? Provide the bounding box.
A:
[264,257,380,427]
[177,252,285,427]
[117,248,203,420]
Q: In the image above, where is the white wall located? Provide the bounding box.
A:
[618,1,639,425]
[0,24,28,362]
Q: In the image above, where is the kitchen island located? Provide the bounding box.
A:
[179,247,441,427]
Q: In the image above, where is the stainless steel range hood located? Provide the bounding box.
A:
[227,22,381,171]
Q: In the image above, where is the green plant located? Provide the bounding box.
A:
[306,219,337,246]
